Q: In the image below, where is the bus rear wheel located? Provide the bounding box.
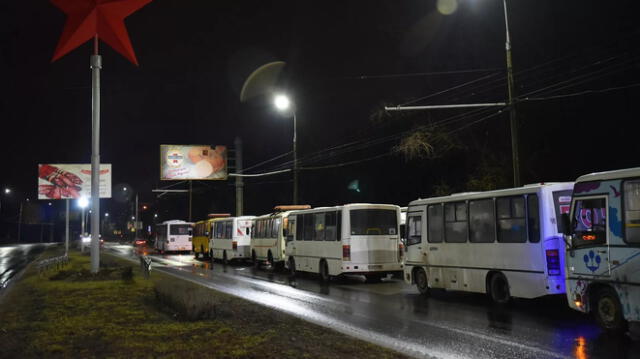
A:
[414,268,429,295]
[594,287,627,331]
[319,260,330,283]
[489,273,510,304]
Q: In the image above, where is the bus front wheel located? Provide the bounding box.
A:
[415,268,429,295]
[594,287,627,331]
[489,273,510,304]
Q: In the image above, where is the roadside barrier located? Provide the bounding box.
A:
[140,255,152,279]
[37,254,69,275]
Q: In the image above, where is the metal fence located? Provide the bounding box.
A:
[36,254,69,274]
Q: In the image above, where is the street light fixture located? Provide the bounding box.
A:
[273,93,298,205]
[4,188,10,194]
[78,196,89,235]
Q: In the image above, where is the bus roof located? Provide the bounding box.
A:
[409,182,574,206]
[161,219,193,225]
[576,167,640,183]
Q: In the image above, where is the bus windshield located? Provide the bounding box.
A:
[170,224,191,235]
[350,209,397,236]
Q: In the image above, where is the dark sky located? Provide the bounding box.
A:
[1,0,639,230]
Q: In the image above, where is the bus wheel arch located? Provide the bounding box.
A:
[413,267,429,295]
[487,271,511,304]
[589,284,627,331]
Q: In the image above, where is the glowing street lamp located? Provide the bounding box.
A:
[273,93,298,204]
[78,197,89,235]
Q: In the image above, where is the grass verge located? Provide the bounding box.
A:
[0,248,408,358]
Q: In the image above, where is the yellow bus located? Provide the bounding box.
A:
[193,214,231,259]
[193,218,214,259]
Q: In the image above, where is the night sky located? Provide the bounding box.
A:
[1,0,639,236]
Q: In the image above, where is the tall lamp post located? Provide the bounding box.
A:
[274,94,298,205]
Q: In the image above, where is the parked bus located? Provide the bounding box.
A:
[403,183,573,303]
[285,204,404,282]
[193,218,214,259]
[155,220,193,254]
[562,168,640,331]
[251,205,311,268]
[210,215,255,263]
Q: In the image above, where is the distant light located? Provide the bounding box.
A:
[274,94,291,111]
[123,187,127,191]
[4,188,10,194]
[78,196,89,208]
[436,0,458,15]
[105,213,109,217]
[142,205,148,210]
[26,198,30,202]
[154,213,158,218]
[48,202,52,206]
[131,216,135,220]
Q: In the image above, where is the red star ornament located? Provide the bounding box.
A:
[51,0,152,65]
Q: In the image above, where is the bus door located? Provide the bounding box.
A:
[568,195,610,277]
[405,212,426,264]
[285,216,296,258]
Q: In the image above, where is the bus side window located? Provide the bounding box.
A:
[497,196,526,243]
[325,212,337,241]
[624,180,640,244]
[296,215,304,241]
[427,204,444,243]
[303,214,314,241]
[286,218,295,242]
[407,215,422,245]
[527,194,540,243]
[314,213,325,241]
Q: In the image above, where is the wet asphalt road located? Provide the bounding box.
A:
[105,243,638,359]
[0,243,47,293]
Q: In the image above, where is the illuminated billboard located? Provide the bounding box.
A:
[38,164,112,199]
[160,145,227,180]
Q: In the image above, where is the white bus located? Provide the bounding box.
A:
[251,205,311,268]
[210,215,255,263]
[563,168,640,331]
[284,204,404,282]
[403,183,573,303]
[155,220,193,254]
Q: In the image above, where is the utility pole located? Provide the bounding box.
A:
[234,137,244,216]
[17,202,22,243]
[188,181,192,222]
[135,193,139,239]
[503,0,520,187]
[65,199,69,255]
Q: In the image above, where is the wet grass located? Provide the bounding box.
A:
[0,248,408,358]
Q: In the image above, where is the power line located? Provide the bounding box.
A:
[521,82,640,102]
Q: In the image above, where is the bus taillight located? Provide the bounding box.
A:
[342,245,351,261]
[546,249,561,276]
[232,241,237,250]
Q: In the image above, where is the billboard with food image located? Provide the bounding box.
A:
[38,164,112,199]
[160,145,227,180]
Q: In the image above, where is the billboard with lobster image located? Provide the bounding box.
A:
[38,164,112,200]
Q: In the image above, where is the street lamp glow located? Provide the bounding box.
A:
[105,212,109,217]
[123,187,127,191]
[154,213,158,218]
[78,196,89,208]
[274,94,291,111]
[4,188,10,194]
[131,216,135,220]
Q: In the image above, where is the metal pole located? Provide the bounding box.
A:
[293,111,298,205]
[90,36,101,273]
[81,207,85,234]
[65,199,69,255]
[234,137,244,216]
[17,202,22,243]
[188,181,192,222]
[503,0,520,187]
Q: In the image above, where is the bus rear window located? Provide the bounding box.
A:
[170,225,191,235]
[350,209,398,236]
[552,190,573,233]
